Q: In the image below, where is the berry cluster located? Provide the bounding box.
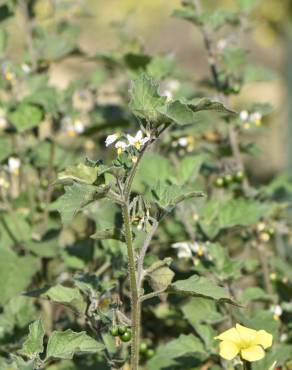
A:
[110,325,132,342]
[215,171,245,188]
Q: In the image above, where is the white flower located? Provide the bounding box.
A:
[172,242,193,259]
[73,119,84,134]
[115,140,128,155]
[271,305,282,320]
[105,133,119,147]
[240,110,249,122]
[178,137,188,147]
[127,130,150,150]
[21,63,31,74]
[8,157,21,175]
[190,242,206,257]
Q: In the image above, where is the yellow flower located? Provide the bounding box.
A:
[215,323,272,362]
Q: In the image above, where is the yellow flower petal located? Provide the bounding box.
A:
[241,345,265,362]
[215,327,241,344]
[236,324,257,345]
[218,341,239,360]
[254,330,273,349]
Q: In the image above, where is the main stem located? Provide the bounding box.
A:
[122,203,140,369]
[242,360,252,370]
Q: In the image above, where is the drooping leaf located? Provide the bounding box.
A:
[146,258,175,292]
[90,227,125,242]
[190,98,236,115]
[158,100,197,126]
[43,285,86,314]
[58,163,99,185]
[240,287,272,304]
[51,183,97,225]
[20,319,45,358]
[169,275,232,302]
[46,330,104,360]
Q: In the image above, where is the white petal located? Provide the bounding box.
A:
[135,130,143,141]
[8,157,21,170]
[240,110,249,121]
[115,141,128,149]
[105,134,118,146]
[126,134,136,145]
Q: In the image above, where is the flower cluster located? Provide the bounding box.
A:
[215,323,273,362]
[239,110,262,129]
[105,130,150,155]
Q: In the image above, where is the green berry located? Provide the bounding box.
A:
[146,349,155,358]
[140,342,148,353]
[232,84,241,94]
[235,170,245,182]
[120,331,132,342]
[118,325,127,335]
[224,174,233,185]
[215,177,224,187]
[110,327,119,337]
[268,227,275,236]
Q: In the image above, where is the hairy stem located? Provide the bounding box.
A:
[121,203,140,369]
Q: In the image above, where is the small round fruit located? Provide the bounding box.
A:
[118,326,127,335]
[268,227,275,236]
[120,331,132,342]
[224,174,233,185]
[140,342,148,353]
[235,170,245,182]
[110,327,119,337]
[215,177,224,187]
[232,84,241,94]
[146,349,155,358]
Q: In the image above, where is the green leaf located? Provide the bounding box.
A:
[11,356,36,370]
[20,319,45,359]
[58,163,99,185]
[151,182,204,211]
[52,183,97,225]
[46,330,104,360]
[129,73,166,121]
[158,100,197,125]
[190,98,236,115]
[199,198,274,238]
[0,137,12,161]
[90,227,125,242]
[43,285,86,314]
[24,88,58,114]
[8,104,43,132]
[0,249,38,305]
[182,298,223,326]
[148,334,205,370]
[169,275,232,302]
[146,258,175,292]
[240,287,272,304]
[175,155,203,185]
